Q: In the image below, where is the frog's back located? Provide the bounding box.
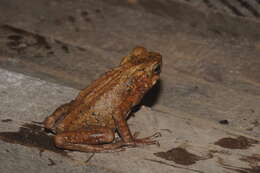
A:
[56,67,131,132]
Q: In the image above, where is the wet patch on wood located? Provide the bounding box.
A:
[214,136,258,149]
[0,123,68,156]
[154,147,206,165]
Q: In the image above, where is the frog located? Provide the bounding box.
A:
[43,46,162,152]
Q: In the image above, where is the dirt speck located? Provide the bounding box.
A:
[48,158,56,166]
[61,45,70,53]
[0,123,68,156]
[154,147,203,165]
[67,16,76,23]
[81,10,91,22]
[95,9,101,13]
[214,136,258,149]
[218,120,229,125]
[1,119,13,123]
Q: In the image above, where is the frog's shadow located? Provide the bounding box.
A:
[133,79,162,112]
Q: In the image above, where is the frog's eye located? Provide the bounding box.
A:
[153,64,161,75]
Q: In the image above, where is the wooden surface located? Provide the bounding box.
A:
[0,0,259,173]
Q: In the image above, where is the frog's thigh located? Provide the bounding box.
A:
[54,127,123,152]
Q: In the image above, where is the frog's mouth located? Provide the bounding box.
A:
[151,63,161,85]
[151,60,161,85]
[151,75,160,86]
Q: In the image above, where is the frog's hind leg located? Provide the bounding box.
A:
[54,126,125,152]
[44,102,73,131]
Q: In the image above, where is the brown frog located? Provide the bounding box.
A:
[44,46,162,152]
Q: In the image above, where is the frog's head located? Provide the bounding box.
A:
[120,46,162,89]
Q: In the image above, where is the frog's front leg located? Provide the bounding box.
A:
[54,126,125,152]
[113,105,160,147]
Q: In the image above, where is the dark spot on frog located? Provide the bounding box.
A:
[0,123,68,157]
[154,147,203,165]
[1,119,12,123]
[214,136,258,149]
[218,119,229,125]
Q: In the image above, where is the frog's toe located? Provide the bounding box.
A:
[149,132,162,139]
[43,117,56,130]
[133,132,161,146]
[138,132,162,140]
[133,131,140,138]
[135,139,160,147]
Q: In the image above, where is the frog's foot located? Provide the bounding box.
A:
[125,132,161,147]
[134,132,161,139]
